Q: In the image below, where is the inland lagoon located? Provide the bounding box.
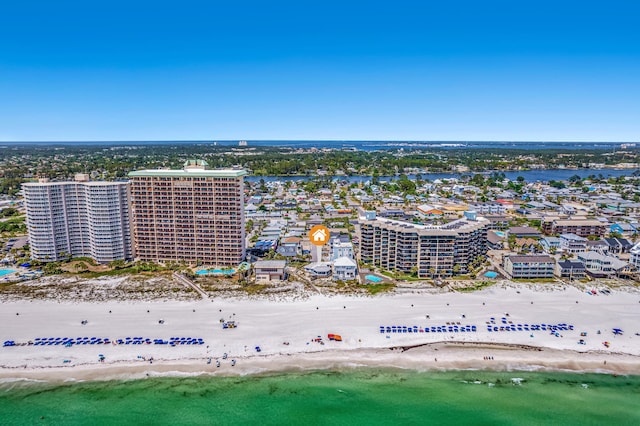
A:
[1,369,639,425]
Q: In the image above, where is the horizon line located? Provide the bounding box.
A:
[0,139,638,144]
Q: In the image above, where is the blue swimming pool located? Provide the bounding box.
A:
[494,231,506,237]
[196,269,235,275]
[0,269,16,276]
[365,275,383,283]
[484,271,498,278]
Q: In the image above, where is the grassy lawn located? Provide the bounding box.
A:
[512,278,557,283]
[357,282,395,295]
[241,284,267,294]
[396,275,423,282]
[456,280,497,292]
[380,271,395,279]
[378,270,423,281]
[78,264,171,278]
[449,275,472,280]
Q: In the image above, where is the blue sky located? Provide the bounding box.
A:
[1,1,639,141]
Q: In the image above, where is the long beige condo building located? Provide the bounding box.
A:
[128,160,246,266]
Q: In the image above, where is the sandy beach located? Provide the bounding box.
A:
[2,283,640,382]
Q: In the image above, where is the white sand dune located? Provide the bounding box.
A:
[1,285,639,381]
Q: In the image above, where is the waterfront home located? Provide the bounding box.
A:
[304,262,332,278]
[333,256,358,281]
[555,260,586,280]
[577,251,630,278]
[254,260,287,282]
[630,242,640,268]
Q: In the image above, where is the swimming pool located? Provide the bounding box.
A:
[196,269,235,275]
[494,231,506,237]
[0,269,16,277]
[484,271,498,278]
[365,275,383,283]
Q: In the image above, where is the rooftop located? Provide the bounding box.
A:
[128,168,246,178]
[23,180,129,187]
[553,219,605,226]
[506,255,555,264]
[254,260,287,269]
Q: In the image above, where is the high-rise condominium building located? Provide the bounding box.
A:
[23,174,132,263]
[359,211,489,278]
[128,160,246,266]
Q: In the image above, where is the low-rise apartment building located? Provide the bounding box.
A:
[469,202,507,215]
[503,255,555,279]
[547,219,607,237]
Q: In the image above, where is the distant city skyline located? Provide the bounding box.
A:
[1,1,639,142]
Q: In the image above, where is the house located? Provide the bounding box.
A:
[417,204,444,218]
[503,255,555,279]
[603,238,633,255]
[555,260,586,280]
[559,233,587,254]
[540,237,562,254]
[333,256,358,281]
[331,240,354,261]
[577,251,629,277]
[630,242,640,268]
[254,260,287,282]
[513,238,540,253]
[277,237,302,257]
[585,239,609,255]
[610,223,637,237]
[304,262,332,278]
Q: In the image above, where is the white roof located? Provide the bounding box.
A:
[333,256,357,267]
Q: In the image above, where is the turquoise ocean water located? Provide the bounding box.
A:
[1,369,638,425]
